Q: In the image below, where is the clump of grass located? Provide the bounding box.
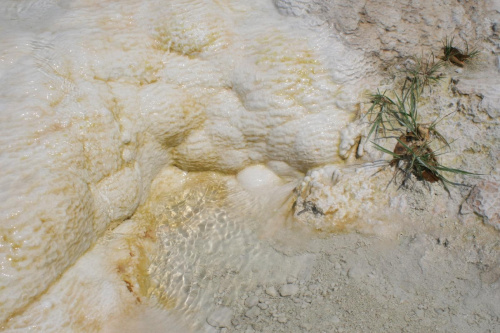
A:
[365,78,424,143]
[364,40,479,192]
[372,130,475,192]
[440,36,479,67]
[365,90,395,142]
[404,55,444,94]
[365,54,445,144]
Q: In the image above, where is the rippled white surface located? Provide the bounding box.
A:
[145,169,310,332]
[0,0,372,330]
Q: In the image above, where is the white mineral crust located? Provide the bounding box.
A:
[0,0,499,331]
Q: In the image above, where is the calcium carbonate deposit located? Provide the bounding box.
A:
[1,0,499,332]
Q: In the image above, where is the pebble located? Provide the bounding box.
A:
[252,322,263,331]
[347,265,364,280]
[207,307,233,328]
[245,295,259,308]
[245,306,261,318]
[279,284,299,297]
[300,323,312,331]
[258,302,269,310]
[266,286,279,297]
[465,179,500,230]
[277,316,288,323]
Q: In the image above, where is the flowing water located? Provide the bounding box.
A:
[133,168,315,332]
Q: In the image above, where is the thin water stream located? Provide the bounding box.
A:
[134,168,315,332]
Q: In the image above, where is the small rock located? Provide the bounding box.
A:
[277,316,288,323]
[252,322,263,331]
[347,265,364,280]
[245,295,259,308]
[207,307,233,328]
[287,276,297,284]
[434,307,446,314]
[464,179,500,230]
[331,315,340,324]
[279,284,299,297]
[300,323,312,331]
[245,306,261,318]
[258,302,268,310]
[266,286,279,297]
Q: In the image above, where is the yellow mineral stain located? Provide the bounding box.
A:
[137,171,229,230]
[153,11,229,57]
[118,169,232,311]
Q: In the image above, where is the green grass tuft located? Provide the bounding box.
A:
[441,36,479,67]
[404,55,444,95]
[364,39,480,192]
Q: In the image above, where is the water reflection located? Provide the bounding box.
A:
[141,170,311,331]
